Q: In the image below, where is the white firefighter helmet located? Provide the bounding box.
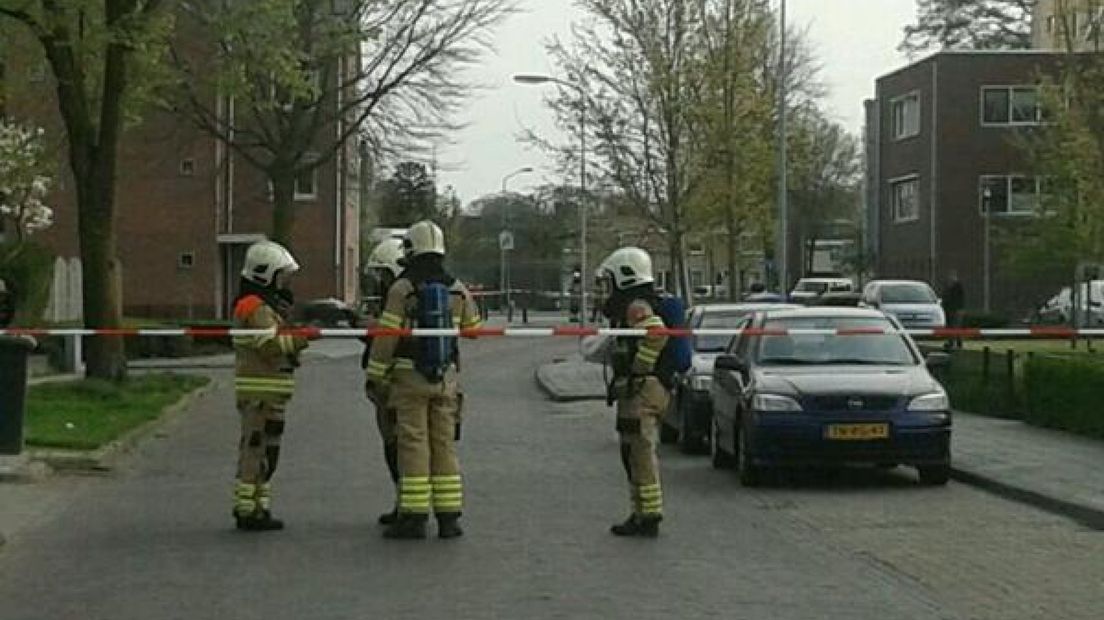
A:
[241,240,300,287]
[599,247,655,290]
[403,220,446,258]
[366,238,405,278]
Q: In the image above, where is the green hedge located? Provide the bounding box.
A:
[930,345,1104,439]
[931,348,1021,418]
[961,310,1011,329]
[0,241,54,326]
[1023,355,1104,439]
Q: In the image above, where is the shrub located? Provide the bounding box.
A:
[0,241,54,325]
[1023,354,1104,439]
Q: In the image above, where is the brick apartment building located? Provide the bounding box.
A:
[0,26,361,320]
[866,51,1069,315]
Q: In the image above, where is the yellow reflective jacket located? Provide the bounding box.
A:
[365,278,482,383]
[232,295,309,403]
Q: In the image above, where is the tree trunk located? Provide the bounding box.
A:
[669,232,691,303]
[271,173,297,247]
[38,2,134,382]
[726,215,739,302]
[77,173,126,380]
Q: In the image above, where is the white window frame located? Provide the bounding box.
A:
[980,85,1048,127]
[293,166,318,201]
[690,270,705,288]
[265,158,320,202]
[179,158,196,177]
[889,174,920,224]
[890,91,921,140]
[979,175,1044,217]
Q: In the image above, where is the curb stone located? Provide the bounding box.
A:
[28,379,217,473]
[950,466,1104,531]
[535,362,606,403]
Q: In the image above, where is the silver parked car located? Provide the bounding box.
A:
[1035,282,1104,327]
[860,280,946,328]
[661,302,799,454]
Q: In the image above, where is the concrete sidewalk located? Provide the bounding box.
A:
[536,358,1104,529]
[950,412,1104,528]
[536,355,607,402]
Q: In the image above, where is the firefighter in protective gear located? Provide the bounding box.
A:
[584,247,670,537]
[365,221,482,540]
[361,237,405,525]
[231,240,311,531]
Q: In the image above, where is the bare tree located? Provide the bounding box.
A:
[167,0,513,245]
[535,0,708,299]
[0,0,172,380]
[536,0,822,299]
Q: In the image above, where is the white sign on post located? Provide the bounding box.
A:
[499,231,515,251]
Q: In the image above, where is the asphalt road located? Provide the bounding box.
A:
[0,338,1101,620]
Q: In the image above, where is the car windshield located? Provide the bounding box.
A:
[755,316,917,366]
[695,310,753,352]
[880,284,936,304]
[795,281,830,293]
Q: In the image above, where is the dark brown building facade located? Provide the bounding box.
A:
[869,51,1065,315]
[1,34,361,321]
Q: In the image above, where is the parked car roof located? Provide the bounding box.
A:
[760,306,888,321]
[695,303,799,313]
[866,279,935,287]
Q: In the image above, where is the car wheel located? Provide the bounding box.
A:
[917,464,951,486]
[710,416,734,470]
[737,427,764,487]
[679,397,707,455]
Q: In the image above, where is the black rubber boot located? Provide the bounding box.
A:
[436,513,464,540]
[383,513,428,540]
[378,442,401,525]
[378,506,399,526]
[610,514,660,538]
[236,511,285,532]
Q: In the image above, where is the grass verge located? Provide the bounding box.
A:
[25,374,210,450]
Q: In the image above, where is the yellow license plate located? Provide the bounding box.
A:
[826,424,890,441]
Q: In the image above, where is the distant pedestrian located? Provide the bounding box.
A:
[590,269,606,324]
[0,278,14,328]
[941,271,965,349]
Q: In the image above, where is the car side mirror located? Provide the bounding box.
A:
[715,354,747,373]
[925,352,951,370]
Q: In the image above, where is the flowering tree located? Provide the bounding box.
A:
[0,121,54,242]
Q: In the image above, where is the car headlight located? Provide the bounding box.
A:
[751,393,803,412]
[690,374,712,391]
[908,392,949,412]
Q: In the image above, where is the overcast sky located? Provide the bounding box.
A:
[435,0,917,204]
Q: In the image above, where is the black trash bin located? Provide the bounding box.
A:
[0,335,37,456]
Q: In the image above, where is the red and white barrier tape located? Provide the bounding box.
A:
[3,327,1104,339]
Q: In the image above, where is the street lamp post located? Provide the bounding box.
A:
[500,167,533,318]
[983,186,992,313]
[514,73,589,326]
[776,0,789,297]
